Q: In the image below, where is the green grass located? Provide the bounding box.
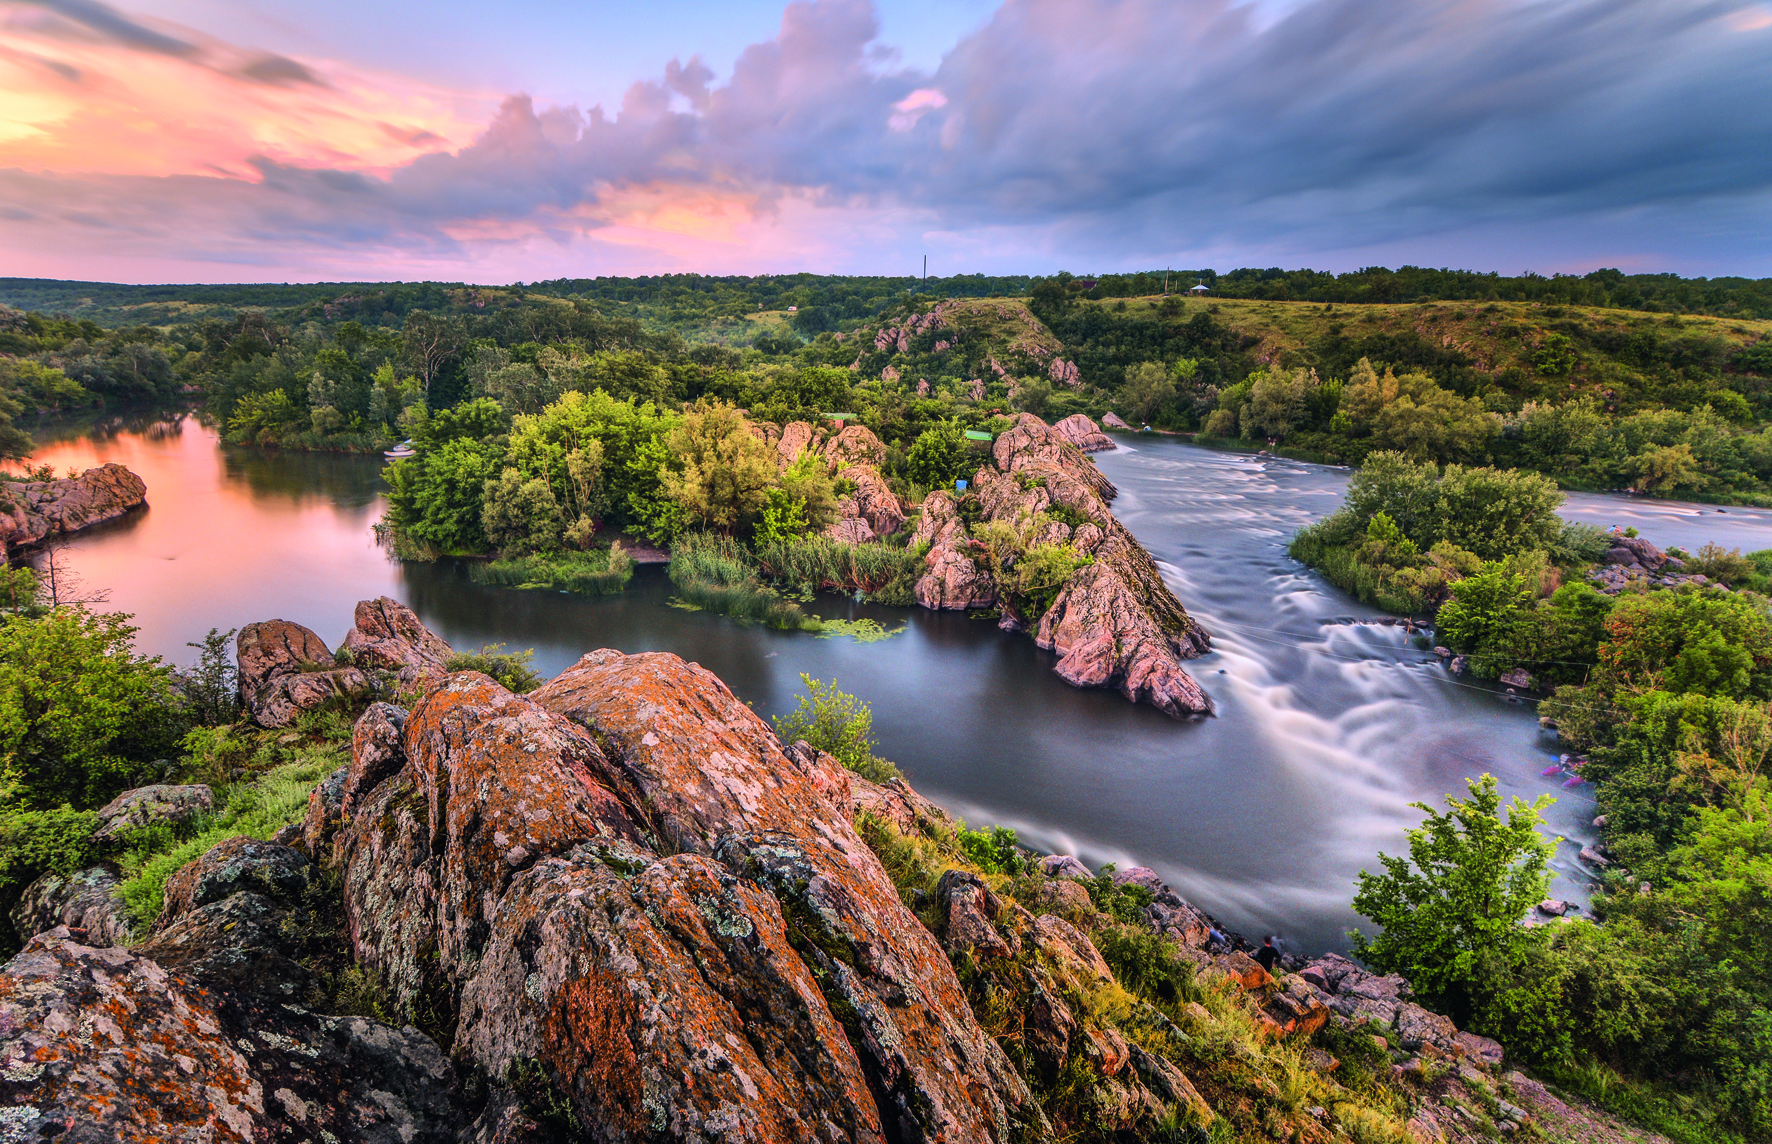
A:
[467,544,634,595]
[753,535,922,599]
[115,752,343,932]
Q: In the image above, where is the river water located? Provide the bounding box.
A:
[25,410,1772,953]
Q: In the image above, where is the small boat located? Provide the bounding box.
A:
[384,439,416,460]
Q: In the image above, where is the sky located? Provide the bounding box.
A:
[1,0,1769,284]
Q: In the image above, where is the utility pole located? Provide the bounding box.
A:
[1165,268,1170,296]
[923,255,927,282]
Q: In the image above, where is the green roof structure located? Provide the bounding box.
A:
[964,430,995,441]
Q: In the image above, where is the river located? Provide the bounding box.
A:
[25,409,1772,953]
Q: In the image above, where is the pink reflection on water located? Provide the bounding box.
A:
[25,415,402,663]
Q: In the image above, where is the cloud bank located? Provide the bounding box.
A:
[1,0,1768,281]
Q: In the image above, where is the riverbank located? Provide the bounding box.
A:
[4,596,1658,1143]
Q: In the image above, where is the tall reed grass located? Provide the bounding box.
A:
[668,532,820,631]
[468,545,634,595]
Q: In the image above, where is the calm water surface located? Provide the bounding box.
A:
[31,413,1772,952]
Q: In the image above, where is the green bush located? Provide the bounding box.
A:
[772,674,901,783]
[443,645,544,693]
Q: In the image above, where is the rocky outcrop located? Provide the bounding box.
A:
[0,927,464,1143]
[237,619,372,727]
[93,783,214,843]
[824,423,888,470]
[0,462,146,552]
[847,464,906,537]
[916,543,997,610]
[1036,562,1213,718]
[1049,414,1115,453]
[825,513,877,544]
[991,412,1117,504]
[911,489,966,548]
[341,596,454,673]
[10,866,133,947]
[1102,411,1133,430]
[155,836,316,930]
[777,419,821,469]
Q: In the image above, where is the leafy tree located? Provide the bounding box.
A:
[905,420,973,490]
[482,468,566,555]
[777,448,837,531]
[1241,365,1314,440]
[1351,774,1558,1016]
[179,628,240,727]
[1627,443,1705,493]
[659,400,774,534]
[755,490,809,544]
[0,608,185,810]
[1121,361,1176,422]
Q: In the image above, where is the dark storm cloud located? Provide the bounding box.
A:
[24,0,197,56]
[4,0,1769,270]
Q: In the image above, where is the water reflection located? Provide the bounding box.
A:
[32,424,1772,952]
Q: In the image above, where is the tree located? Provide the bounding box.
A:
[482,468,566,555]
[0,607,185,809]
[1122,361,1175,422]
[772,675,897,783]
[905,420,973,490]
[1241,365,1315,441]
[778,448,837,530]
[1628,443,1704,493]
[400,310,467,401]
[659,400,774,534]
[1351,774,1558,1011]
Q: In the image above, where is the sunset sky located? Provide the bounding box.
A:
[2,0,1769,283]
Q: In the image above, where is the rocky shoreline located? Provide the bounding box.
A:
[2,599,1574,1143]
[0,462,147,554]
[756,411,1213,719]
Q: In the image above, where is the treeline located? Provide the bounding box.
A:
[1293,458,1772,1140]
[1047,266,1772,318]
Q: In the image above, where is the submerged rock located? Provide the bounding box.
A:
[0,462,146,551]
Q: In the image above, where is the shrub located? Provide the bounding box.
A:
[772,674,901,783]
[443,644,544,692]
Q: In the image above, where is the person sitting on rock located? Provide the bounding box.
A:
[1256,935,1281,974]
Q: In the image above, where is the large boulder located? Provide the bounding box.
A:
[823,423,888,470]
[236,620,373,728]
[1050,414,1116,453]
[0,928,463,1143]
[530,650,1035,1140]
[340,596,454,673]
[154,836,316,930]
[93,783,213,843]
[1035,562,1213,718]
[0,462,146,552]
[10,866,133,947]
[991,413,1116,503]
[916,543,997,610]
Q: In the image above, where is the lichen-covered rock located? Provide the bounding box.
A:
[340,596,454,672]
[533,649,1035,1140]
[344,701,408,818]
[1102,411,1133,430]
[1050,414,1115,453]
[10,866,133,947]
[850,772,954,834]
[138,891,317,1000]
[0,927,462,1143]
[1259,978,1331,1037]
[93,784,214,843]
[1031,914,1114,991]
[916,543,997,610]
[299,765,349,857]
[156,836,315,930]
[237,619,372,727]
[938,870,1012,960]
[823,423,888,470]
[0,462,146,551]
[1394,1002,1459,1052]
